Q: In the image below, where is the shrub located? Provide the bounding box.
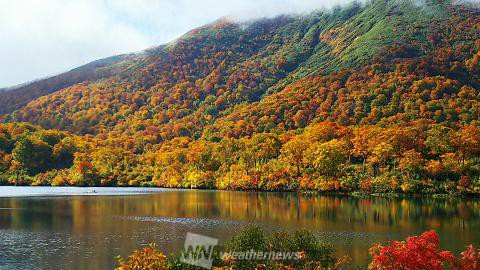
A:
[116,243,168,270]
[51,170,72,186]
[299,175,316,190]
[371,172,401,193]
[223,226,268,269]
[315,177,341,192]
[454,245,480,269]
[286,230,337,269]
[339,165,364,191]
[7,171,33,186]
[369,231,480,270]
[457,176,471,193]
[0,173,9,185]
[472,177,480,193]
[121,227,343,270]
[118,230,480,270]
[223,226,337,270]
[32,170,58,186]
[360,179,373,193]
[369,231,455,270]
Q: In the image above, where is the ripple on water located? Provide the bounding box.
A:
[117,215,245,227]
[0,229,116,270]
[0,229,72,269]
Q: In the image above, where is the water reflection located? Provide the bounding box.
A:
[0,190,478,269]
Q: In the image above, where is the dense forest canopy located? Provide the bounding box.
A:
[0,0,479,194]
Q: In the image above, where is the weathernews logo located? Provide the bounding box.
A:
[180,233,219,269]
[180,232,302,269]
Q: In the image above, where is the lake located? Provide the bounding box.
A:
[0,187,478,269]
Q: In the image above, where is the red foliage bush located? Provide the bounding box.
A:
[454,245,480,270]
[369,231,455,270]
[369,231,480,270]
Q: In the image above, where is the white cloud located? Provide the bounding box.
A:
[0,0,151,87]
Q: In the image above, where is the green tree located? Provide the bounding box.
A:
[52,137,77,169]
[12,136,53,175]
[306,139,349,177]
[0,132,13,153]
[425,125,454,157]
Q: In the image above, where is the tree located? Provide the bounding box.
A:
[38,129,64,146]
[215,137,241,170]
[70,153,99,186]
[0,132,13,153]
[91,148,125,185]
[187,142,220,172]
[425,125,454,157]
[454,125,480,166]
[399,150,424,178]
[306,139,349,177]
[280,135,309,177]
[12,136,53,175]
[238,138,256,175]
[0,151,11,172]
[250,133,282,166]
[305,122,351,142]
[52,137,77,169]
[351,127,381,172]
[368,141,394,176]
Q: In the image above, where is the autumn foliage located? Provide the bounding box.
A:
[369,231,455,270]
[116,244,168,270]
[117,230,479,270]
[369,231,480,270]
[0,121,480,194]
[0,1,479,194]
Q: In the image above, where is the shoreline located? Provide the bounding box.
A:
[1,185,479,199]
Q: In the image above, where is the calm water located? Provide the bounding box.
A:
[0,187,479,269]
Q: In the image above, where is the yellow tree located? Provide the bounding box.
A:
[280,135,310,177]
[368,141,395,176]
[399,150,425,178]
[351,126,381,173]
[454,125,480,167]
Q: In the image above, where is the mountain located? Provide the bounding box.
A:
[0,0,479,192]
[0,54,144,114]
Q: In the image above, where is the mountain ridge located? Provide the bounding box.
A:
[6,0,478,137]
[0,0,453,116]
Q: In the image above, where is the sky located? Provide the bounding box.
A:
[0,0,365,88]
[2,0,478,88]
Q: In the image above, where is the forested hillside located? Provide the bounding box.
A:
[0,0,479,194]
